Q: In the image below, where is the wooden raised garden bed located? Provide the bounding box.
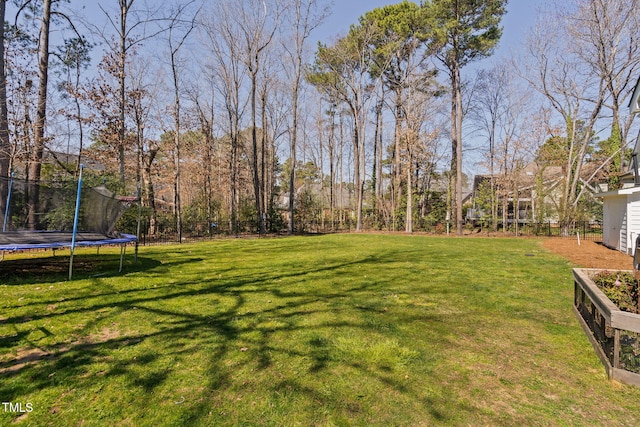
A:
[573,268,640,386]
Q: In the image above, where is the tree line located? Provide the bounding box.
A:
[0,0,637,239]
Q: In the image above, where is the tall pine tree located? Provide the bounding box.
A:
[429,0,506,235]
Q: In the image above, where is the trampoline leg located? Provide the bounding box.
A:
[119,244,126,273]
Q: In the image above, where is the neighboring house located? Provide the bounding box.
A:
[279,182,355,225]
[598,184,640,254]
[467,163,565,224]
[597,143,640,254]
[7,150,105,178]
[43,150,105,173]
[597,76,640,254]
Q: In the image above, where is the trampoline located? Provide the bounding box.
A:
[0,231,137,251]
[0,167,139,279]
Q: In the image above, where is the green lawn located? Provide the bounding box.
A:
[1,234,640,426]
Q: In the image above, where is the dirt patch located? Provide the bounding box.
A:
[542,238,633,270]
[87,326,121,344]
[0,327,122,374]
[0,348,54,374]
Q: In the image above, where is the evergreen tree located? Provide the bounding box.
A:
[429,0,506,235]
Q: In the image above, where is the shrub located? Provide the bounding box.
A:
[592,270,639,313]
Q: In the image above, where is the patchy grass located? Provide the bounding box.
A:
[1,234,640,426]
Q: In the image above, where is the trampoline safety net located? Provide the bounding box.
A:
[0,174,131,238]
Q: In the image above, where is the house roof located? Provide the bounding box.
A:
[472,163,564,194]
[596,186,640,198]
[43,150,105,172]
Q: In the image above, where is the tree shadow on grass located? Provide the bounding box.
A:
[0,248,477,425]
[0,254,167,285]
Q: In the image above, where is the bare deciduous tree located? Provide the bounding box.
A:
[166,1,197,243]
[282,0,328,234]
[519,5,607,233]
[94,0,166,183]
[309,22,380,231]
[569,0,640,188]
[238,0,281,235]
[199,3,247,234]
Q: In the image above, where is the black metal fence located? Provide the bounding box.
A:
[471,221,603,241]
[129,219,603,245]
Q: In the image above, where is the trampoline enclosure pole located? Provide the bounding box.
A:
[69,165,84,280]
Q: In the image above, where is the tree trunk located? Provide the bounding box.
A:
[288,86,298,234]
[376,100,384,226]
[338,113,344,228]
[27,0,52,229]
[172,85,182,243]
[260,87,268,228]
[448,74,457,235]
[230,131,238,235]
[142,150,157,235]
[372,100,382,217]
[118,0,129,183]
[454,64,463,236]
[405,151,413,233]
[393,90,403,231]
[328,109,335,230]
[0,0,11,209]
[352,102,363,232]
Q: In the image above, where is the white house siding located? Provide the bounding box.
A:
[603,194,627,251]
[622,211,628,252]
[628,192,640,254]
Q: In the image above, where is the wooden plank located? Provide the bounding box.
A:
[573,269,620,321]
[612,367,640,387]
[611,310,640,333]
[573,268,640,386]
[614,329,620,369]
